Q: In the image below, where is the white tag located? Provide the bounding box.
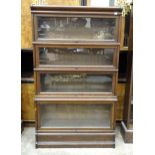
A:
[114,12,118,15]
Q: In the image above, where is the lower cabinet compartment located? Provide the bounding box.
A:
[35,99,116,148]
[40,104,111,128]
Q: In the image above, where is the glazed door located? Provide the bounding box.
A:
[36,71,116,95]
[35,45,119,68]
[33,15,119,42]
[37,102,114,130]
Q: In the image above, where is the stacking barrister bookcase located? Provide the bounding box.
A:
[31,5,122,148]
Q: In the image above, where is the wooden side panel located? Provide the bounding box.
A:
[21,83,35,120]
[120,16,128,51]
[120,16,125,50]
[116,83,125,120]
[121,121,133,143]
[123,11,133,127]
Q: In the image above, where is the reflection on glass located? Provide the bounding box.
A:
[40,73,112,92]
[40,104,111,128]
[39,48,114,66]
[37,17,116,41]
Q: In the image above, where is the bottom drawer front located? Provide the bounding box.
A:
[38,103,113,129]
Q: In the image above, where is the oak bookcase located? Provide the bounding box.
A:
[31,5,122,148]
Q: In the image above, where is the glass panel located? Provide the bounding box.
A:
[40,104,111,128]
[39,48,114,66]
[40,73,112,92]
[37,17,117,41]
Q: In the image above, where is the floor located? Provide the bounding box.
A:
[21,127,133,155]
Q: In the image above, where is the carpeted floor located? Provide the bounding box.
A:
[21,127,132,155]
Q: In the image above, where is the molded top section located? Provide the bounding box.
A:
[31,5,122,13]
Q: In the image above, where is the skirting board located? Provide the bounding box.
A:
[23,120,35,127]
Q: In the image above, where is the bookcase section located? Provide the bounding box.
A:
[31,6,122,148]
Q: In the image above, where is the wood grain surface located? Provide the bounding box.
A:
[116,83,125,120]
[21,83,35,120]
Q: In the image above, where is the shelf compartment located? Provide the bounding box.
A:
[36,100,115,130]
[35,95,116,148]
[40,104,111,128]
[34,44,119,68]
[33,15,120,42]
[35,71,117,94]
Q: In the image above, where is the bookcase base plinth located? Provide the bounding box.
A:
[35,131,115,148]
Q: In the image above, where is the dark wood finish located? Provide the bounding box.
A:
[31,6,122,148]
[36,132,115,148]
[36,142,115,148]
[31,5,122,12]
[33,41,120,46]
[37,133,115,142]
[121,5,133,143]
